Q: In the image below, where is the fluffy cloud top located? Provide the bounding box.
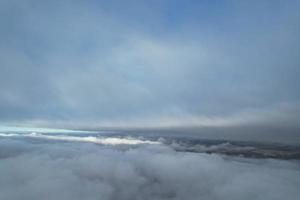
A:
[0,136,299,200]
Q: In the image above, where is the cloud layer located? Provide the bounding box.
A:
[0,136,300,200]
[0,0,300,141]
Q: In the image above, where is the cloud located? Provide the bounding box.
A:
[0,132,160,145]
[0,136,300,200]
[0,126,97,133]
[0,0,300,142]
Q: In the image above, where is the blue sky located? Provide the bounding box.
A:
[0,0,300,140]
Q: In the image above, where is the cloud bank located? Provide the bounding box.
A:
[0,132,159,145]
[0,137,299,200]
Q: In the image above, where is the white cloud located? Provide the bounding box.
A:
[0,132,160,145]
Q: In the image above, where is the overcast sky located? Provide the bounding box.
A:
[0,0,300,140]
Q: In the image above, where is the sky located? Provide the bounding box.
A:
[0,0,300,141]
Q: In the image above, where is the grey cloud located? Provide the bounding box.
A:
[0,138,300,200]
[0,0,300,142]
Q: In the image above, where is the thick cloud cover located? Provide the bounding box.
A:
[0,0,300,142]
[0,135,299,200]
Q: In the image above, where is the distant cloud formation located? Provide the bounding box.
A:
[0,137,299,200]
[0,0,300,141]
[0,132,159,145]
